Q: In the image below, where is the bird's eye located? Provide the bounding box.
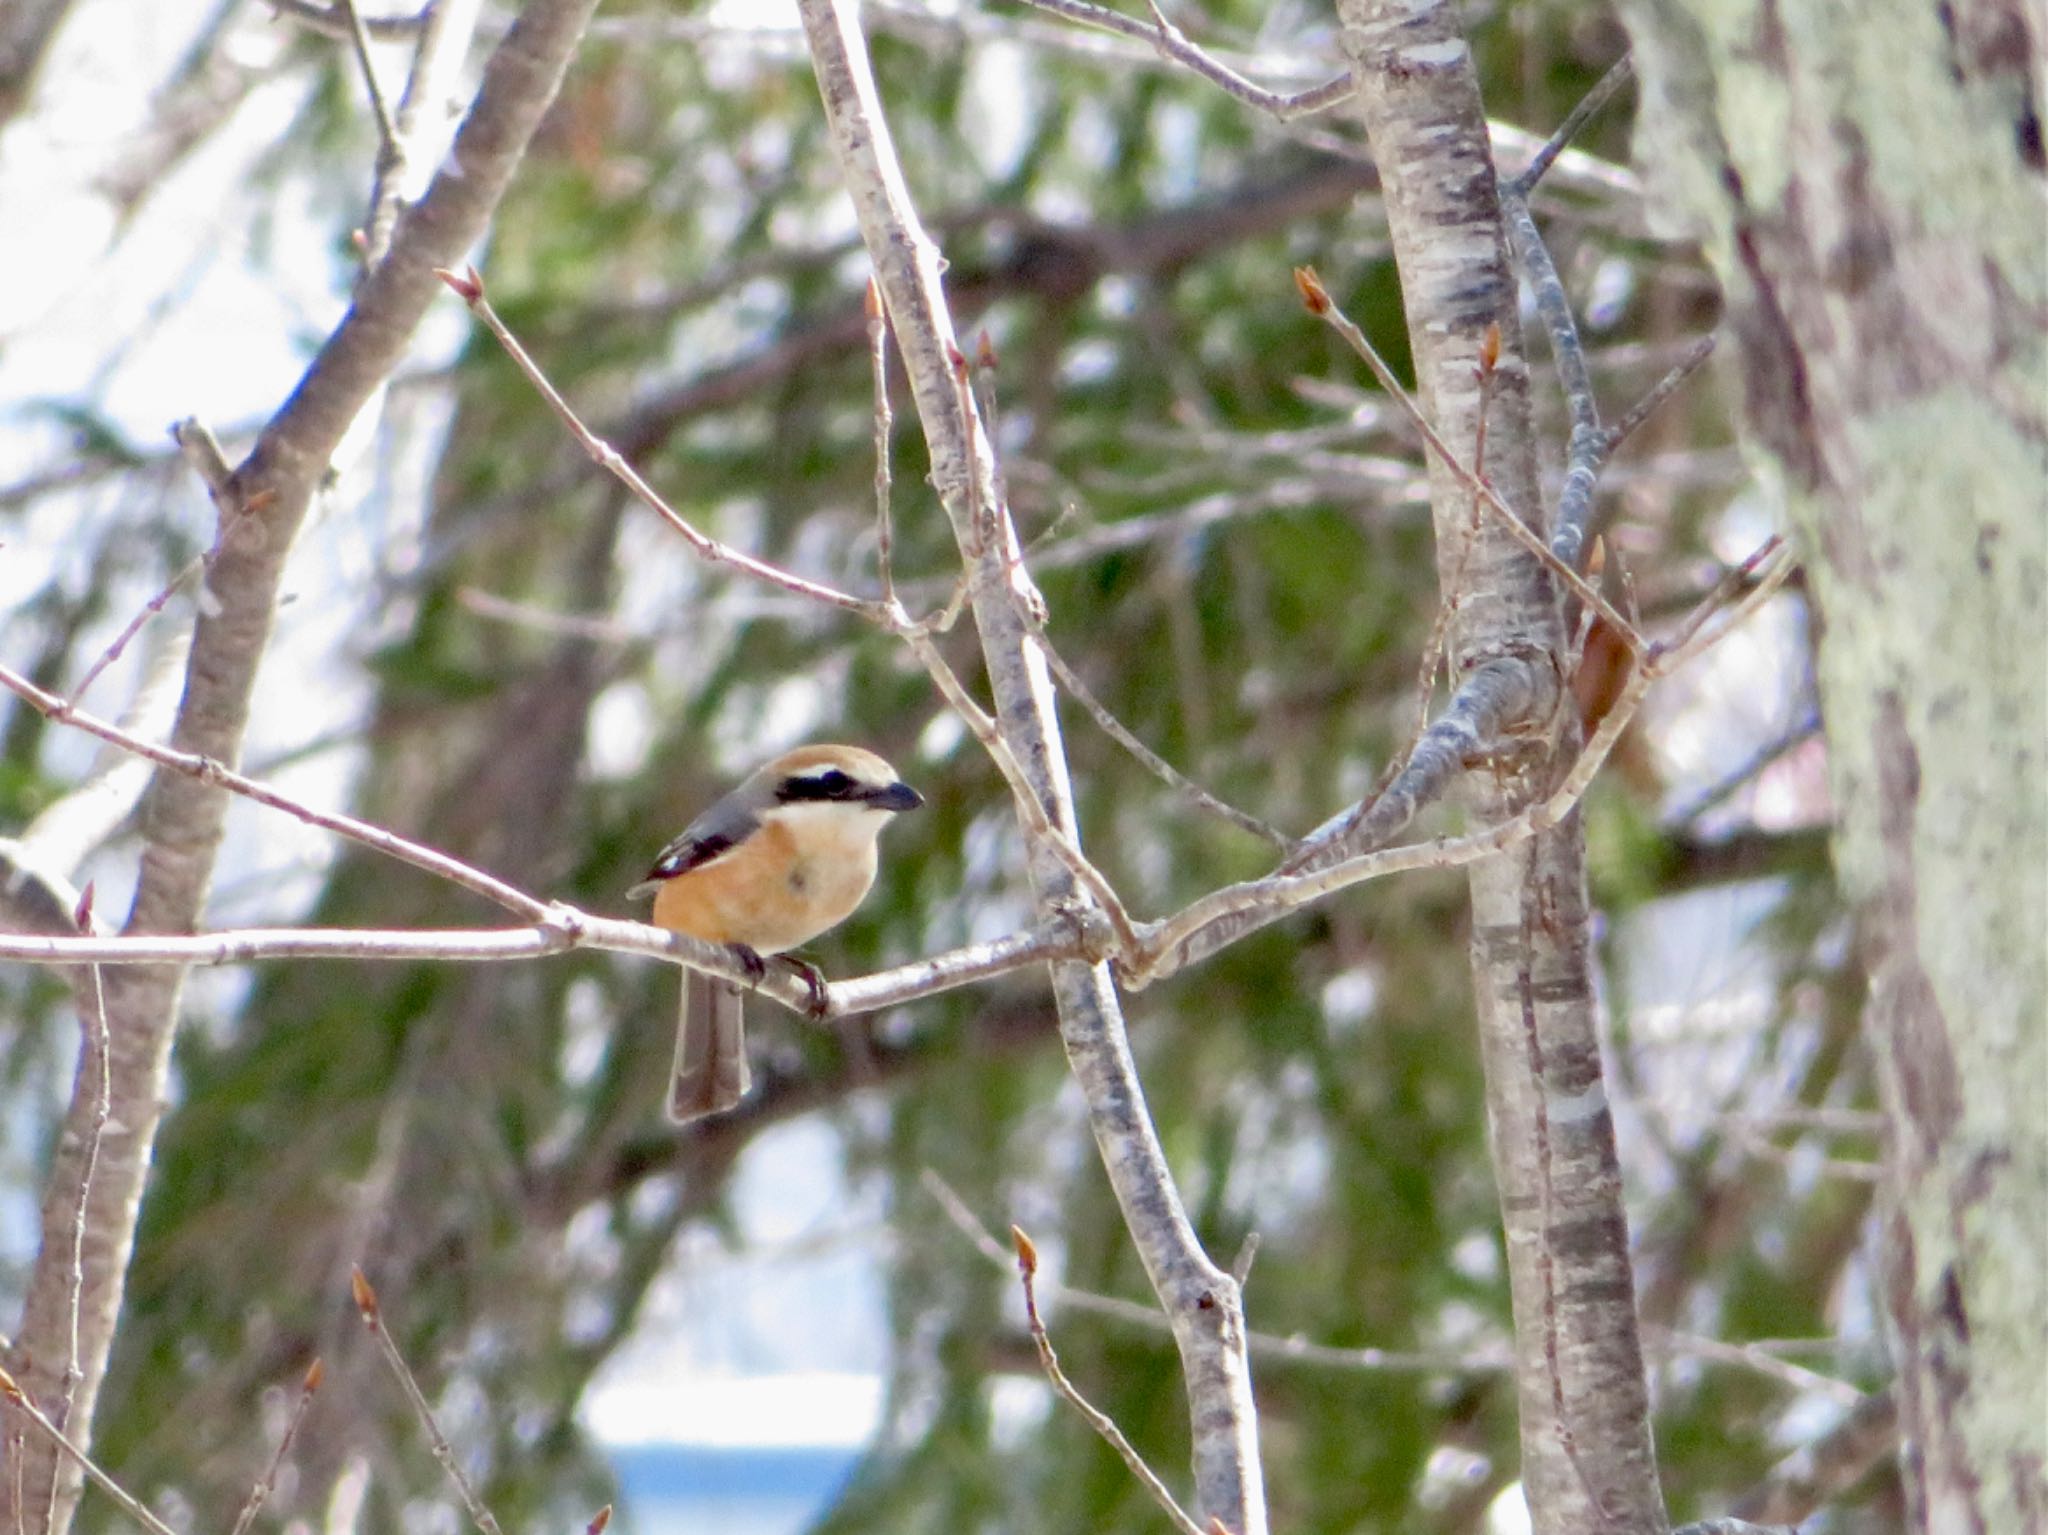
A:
[814,769,854,794]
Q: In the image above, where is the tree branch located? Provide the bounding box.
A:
[797,3,1267,1527]
[0,1,604,1526]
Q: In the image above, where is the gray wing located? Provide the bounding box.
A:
[626,797,760,899]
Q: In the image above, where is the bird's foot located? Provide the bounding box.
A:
[726,942,768,987]
[777,955,831,1018]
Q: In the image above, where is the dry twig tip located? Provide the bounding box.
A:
[350,1265,379,1320]
[1010,1225,1039,1275]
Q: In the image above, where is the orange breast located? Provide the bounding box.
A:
[648,816,879,954]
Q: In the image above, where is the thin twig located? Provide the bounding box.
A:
[1505,53,1634,198]
[350,1267,507,1535]
[335,0,403,152]
[54,949,110,1444]
[1031,628,1286,847]
[268,0,427,42]
[923,1170,1511,1375]
[0,1366,178,1535]
[435,266,885,620]
[228,1359,325,1535]
[1663,705,1820,827]
[1294,267,1648,654]
[0,659,554,921]
[1010,1226,1210,1535]
[1602,332,1717,456]
[1012,0,1349,120]
[865,279,899,609]
[892,622,1142,953]
[69,514,225,711]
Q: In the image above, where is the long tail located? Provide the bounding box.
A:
[668,973,750,1123]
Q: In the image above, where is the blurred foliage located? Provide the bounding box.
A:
[0,3,1886,1533]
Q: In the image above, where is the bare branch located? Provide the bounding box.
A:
[1295,266,1647,653]
[1030,624,1288,847]
[1,7,605,1520]
[0,659,554,922]
[797,3,1267,1525]
[1128,541,1792,984]
[0,1367,176,1535]
[227,1359,324,1535]
[1011,0,1349,119]
[1504,53,1635,199]
[350,1269,506,1535]
[435,266,886,620]
[1010,1226,1210,1535]
[1729,1386,1898,1526]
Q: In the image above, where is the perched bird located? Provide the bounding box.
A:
[629,745,923,1123]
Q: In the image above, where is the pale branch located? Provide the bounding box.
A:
[1010,0,1349,120]
[864,279,900,609]
[1009,1226,1211,1535]
[1292,655,1535,866]
[349,1269,506,1535]
[0,913,1098,1020]
[0,659,553,922]
[797,3,1266,1527]
[1501,184,1604,572]
[55,960,110,1440]
[1109,646,1545,983]
[1118,546,1803,989]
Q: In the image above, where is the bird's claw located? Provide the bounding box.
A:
[726,942,768,985]
[778,956,831,1018]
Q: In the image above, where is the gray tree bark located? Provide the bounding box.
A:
[1618,3,2047,1530]
[1336,5,1668,1532]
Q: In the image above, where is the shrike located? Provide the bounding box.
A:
[630,744,922,1122]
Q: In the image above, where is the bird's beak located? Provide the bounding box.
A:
[870,780,924,812]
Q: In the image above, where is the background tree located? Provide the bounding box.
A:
[1615,1,2045,1527]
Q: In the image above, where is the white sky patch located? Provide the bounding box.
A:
[587,1370,884,1450]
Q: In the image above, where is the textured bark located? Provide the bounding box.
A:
[1617,3,2047,1531]
[0,0,603,1526]
[1335,5,1668,1532]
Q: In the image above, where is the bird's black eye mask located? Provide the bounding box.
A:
[775,768,860,803]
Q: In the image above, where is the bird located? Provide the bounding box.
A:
[629,744,923,1123]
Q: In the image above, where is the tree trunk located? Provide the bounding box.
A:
[1337,5,1668,1532]
[1617,4,2047,1529]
